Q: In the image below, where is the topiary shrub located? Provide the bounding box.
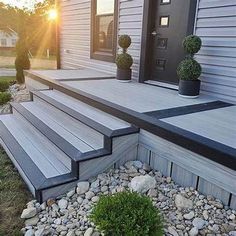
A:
[90,191,164,236]
[183,35,202,55]
[0,81,10,92]
[15,37,31,84]
[0,92,11,105]
[177,58,202,80]
[116,53,133,70]
[118,35,132,52]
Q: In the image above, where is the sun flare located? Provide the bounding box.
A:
[48,9,57,20]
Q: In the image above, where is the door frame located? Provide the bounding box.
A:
[139,0,198,83]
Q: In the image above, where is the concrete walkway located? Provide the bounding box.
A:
[0,68,16,77]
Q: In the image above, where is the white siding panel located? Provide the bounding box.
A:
[195,0,236,103]
[60,0,144,81]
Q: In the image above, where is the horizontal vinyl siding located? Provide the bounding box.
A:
[195,0,236,103]
[59,0,144,80]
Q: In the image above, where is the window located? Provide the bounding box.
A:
[1,39,7,46]
[12,39,17,46]
[160,16,169,27]
[91,0,117,62]
[161,0,171,4]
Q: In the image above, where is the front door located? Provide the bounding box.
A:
[149,0,197,84]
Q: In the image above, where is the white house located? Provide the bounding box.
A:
[0,27,18,48]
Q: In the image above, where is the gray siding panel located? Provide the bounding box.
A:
[60,0,144,81]
[195,0,236,103]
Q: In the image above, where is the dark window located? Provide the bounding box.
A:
[91,0,117,62]
[1,39,7,46]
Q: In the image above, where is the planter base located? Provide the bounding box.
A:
[178,93,199,99]
[116,68,132,81]
[178,79,201,98]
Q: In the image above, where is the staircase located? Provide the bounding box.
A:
[0,88,139,202]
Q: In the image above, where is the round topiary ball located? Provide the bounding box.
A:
[116,53,133,70]
[183,35,202,54]
[177,58,202,80]
[90,191,163,236]
[118,35,132,49]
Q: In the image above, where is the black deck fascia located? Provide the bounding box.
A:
[25,71,236,170]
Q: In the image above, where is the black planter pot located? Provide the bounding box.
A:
[116,68,132,82]
[178,79,201,98]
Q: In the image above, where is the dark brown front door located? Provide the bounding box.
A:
[149,0,197,84]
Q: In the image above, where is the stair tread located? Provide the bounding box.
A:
[21,100,104,151]
[41,90,132,131]
[0,114,71,178]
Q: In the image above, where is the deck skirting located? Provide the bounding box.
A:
[137,130,236,209]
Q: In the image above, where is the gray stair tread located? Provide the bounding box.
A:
[41,90,132,131]
[0,114,71,178]
[21,99,104,151]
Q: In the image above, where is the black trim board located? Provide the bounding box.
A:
[145,101,233,119]
[25,71,236,170]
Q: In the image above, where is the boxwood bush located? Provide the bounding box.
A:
[0,92,11,105]
[90,191,163,236]
[0,81,10,92]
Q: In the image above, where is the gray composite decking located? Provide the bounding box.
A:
[0,114,71,178]
[61,79,216,113]
[162,106,236,148]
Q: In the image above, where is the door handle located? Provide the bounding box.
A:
[151,31,161,36]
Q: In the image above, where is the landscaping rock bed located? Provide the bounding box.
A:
[0,83,30,113]
[21,161,236,236]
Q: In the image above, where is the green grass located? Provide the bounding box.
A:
[0,76,16,83]
[0,147,32,236]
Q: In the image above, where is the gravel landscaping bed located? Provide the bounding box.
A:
[21,161,236,236]
[0,83,30,114]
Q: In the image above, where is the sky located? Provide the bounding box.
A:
[0,0,44,9]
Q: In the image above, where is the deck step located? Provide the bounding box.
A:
[31,90,138,137]
[11,102,110,162]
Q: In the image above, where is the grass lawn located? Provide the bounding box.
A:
[0,76,16,83]
[0,147,32,236]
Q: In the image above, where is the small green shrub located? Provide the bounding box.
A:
[118,35,132,50]
[15,38,31,84]
[90,191,164,236]
[0,81,10,92]
[116,53,133,70]
[0,92,11,105]
[177,58,202,80]
[183,35,202,55]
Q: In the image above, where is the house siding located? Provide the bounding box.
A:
[59,0,144,80]
[194,0,236,103]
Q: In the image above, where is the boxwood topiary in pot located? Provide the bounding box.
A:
[177,35,202,98]
[116,35,133,82]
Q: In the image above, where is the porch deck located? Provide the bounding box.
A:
[25,69,236,169]
[20,69,236,206]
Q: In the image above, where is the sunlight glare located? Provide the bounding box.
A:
[48,9,57,21]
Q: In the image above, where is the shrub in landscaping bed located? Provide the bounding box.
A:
[0,92,11,105]
[90,191,163,236]
[0,81,10,92]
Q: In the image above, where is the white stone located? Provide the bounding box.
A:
[130,175,156,193]
[192,218,205,230]
[84,228,94,236]
[175,194,193,209]
[189,227,198,236]
[85,191,95,200]
[77,182,90,195]
[25,229,35,236]
[229,231,236,236]
[25,216,39,226]
[67,231,75,236]
[67,189,75,198]
[183,211,194,220]
[168,226,178,236]
[58,199,68,209]
[21,207,37,219]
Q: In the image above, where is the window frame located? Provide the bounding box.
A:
[90,0,118,63]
